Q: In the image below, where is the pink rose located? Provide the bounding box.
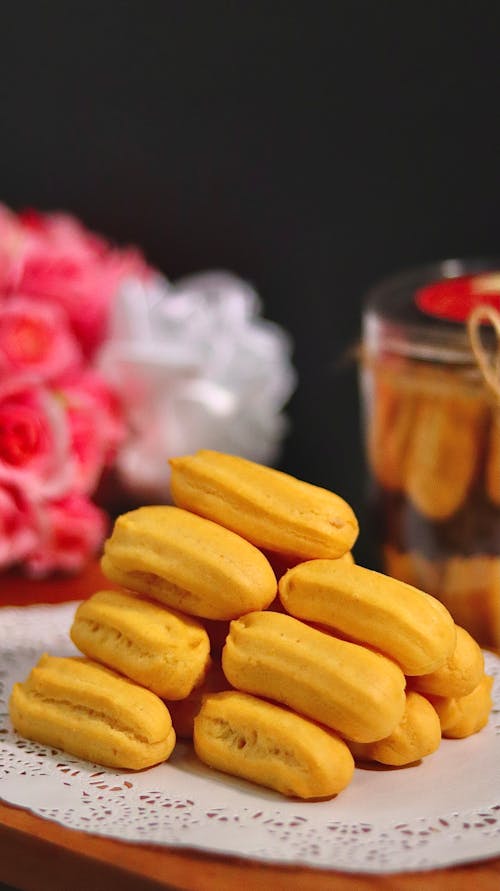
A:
[25,492,107,576]
[19,208,110,255]
[4,210,150,357]
[0,379,73,500]
[57,370,125,493]
[0,296,82,382]
[0,482,40,569]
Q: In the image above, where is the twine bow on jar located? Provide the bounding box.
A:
[467,304,500,402]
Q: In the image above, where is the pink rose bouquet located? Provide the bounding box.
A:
[0,204,296,577]
[0,204,151,576]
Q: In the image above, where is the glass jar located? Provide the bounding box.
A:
[360,258,500,649]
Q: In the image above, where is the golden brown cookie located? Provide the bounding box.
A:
[278,560,456,675]
[486,411,500,506]
[367,374,417,492]
[222,610,406,743]
[101,505,277,620]
[9,654,175,769]
[70,589,211,699]
[194,690,355,799]
[169,450,359,561]
[349,691,442,766]
[382,545,442,595]
[439,555,500,651]
[427,674,494,739]
[404,394,486,521]
[411,625,484,698]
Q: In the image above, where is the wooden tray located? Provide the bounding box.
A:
[1,798,500,891]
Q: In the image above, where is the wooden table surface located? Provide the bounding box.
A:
[1,564,500,891]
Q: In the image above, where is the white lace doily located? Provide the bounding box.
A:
[1,602,499,875]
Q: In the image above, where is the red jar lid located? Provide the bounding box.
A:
[363,258,500,364]
[416,273,500,323]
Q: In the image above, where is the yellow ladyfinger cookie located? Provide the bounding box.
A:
[411,625,484,698]
[382,545,442,595]
[428,675,494,739]
[222,611,406,743]
[194,690,355,799]
[169,450,359,561]
[9,654,175,769]
[486,412,500,506]
[278,560,456,675]
[101,505,277,620]
[367,375,417,492]
[404,394,486,520]
[70,590,211,699]
[349,691,442,766]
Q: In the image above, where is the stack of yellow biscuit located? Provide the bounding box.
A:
[10,450,494,800]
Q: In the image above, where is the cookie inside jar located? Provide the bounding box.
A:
[360,259,500,649]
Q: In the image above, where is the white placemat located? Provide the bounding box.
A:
[1,601,499,874]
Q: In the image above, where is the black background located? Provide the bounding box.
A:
[2,1,500,560]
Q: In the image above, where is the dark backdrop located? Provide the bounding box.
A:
[2,1,500,561]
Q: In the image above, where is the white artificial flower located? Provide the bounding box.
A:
[98,271,296,501]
